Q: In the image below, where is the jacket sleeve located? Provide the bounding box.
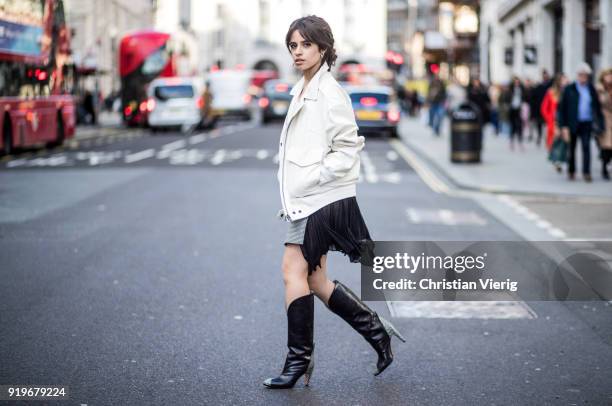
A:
[319,93,364,184]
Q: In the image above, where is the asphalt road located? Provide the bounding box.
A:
[1,118,611,405]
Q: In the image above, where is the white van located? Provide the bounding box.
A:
[206,70,253,121]
[146,77,204,131]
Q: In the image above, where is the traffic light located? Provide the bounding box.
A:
[385,51,403,73]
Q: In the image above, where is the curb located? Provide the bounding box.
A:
[399,134,612,204]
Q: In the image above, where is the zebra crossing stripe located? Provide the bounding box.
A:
[125,149,155,163]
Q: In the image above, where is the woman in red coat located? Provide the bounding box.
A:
[540,73,567,150]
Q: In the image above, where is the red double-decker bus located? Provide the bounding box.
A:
[119,30,176,126]
[0,0,76,155]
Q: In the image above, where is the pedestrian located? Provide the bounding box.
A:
[509,76,526,150]
[427,72,447,136]
[531,69,552,147]
[466,77,491,128]
[542,73,569,172]
[541,73,568,151]
[264,15,405,390]
[523,78,533,141]
[596,68,612,180]
[558,62,605,182]
[498,84,512,137]
[488,83,501,135]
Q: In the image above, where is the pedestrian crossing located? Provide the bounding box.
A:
[2,147,407,183]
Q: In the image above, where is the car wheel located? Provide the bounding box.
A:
[389,128,399,138]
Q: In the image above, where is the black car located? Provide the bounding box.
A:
[344,85,401,138]
[259,80,293,124]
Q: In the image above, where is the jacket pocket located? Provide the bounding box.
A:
[285,147,326,198]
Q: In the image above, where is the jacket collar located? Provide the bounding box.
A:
[290,63,328,100]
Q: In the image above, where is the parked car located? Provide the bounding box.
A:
[259,80,293,124]
[344,85,401,138]
[146,77,205,131]
[206,70,254,122]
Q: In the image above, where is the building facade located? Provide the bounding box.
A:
[154,0,387,81]
[64,0,155,96]
[480,0,612,85]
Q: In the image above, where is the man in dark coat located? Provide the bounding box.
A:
[530,69,552,146]
[467,78,491,125]
[559,62,605,182]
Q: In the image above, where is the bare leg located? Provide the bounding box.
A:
[306,254,336,306]
[282,244,311,310]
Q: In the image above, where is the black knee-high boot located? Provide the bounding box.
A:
[327,280,405,376]
[263,292,315,388]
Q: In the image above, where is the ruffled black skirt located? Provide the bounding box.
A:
[284,196,374,275]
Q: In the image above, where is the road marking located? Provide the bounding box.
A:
[386,150,399,161]
[256,149,269,160]
[406,207,487,226]
[497,195,567,239]
[125,149,155,163]
[189,134,207,144]
[157,140,187,159]
[388,300,537,319]
[360,150,379,183]
[169,149,206,165]
[6,159,26,168]
[210,149,227,165]
[380,172,401,184]
[389,139,451,194]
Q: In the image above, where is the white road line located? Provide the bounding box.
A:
[162,140,186,150]
[497,194,567,239]
[125,149,155,163]
[406,208,421,223]
[6,159,26,168]
[256,149,269,160]
[386,150,399,161]
[188,134,207,144]
[380,172,401,184]
[210,149,227,165]
[360,150,379,183]
[389,139,451,194]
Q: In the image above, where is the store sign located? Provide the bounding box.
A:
[0,19,43,55]
[524,46,537,64]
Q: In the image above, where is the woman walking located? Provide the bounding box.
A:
[263,15,405,389]
[509,76,526,151]
[541,73,569,172]
[597,68,612,180]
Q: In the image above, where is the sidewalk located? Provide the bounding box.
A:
[74,111,138,140]
[399,113,612,199]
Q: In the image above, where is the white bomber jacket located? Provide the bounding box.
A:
[277,63,365,221]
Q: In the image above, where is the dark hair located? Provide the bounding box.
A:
[285,15,338,72]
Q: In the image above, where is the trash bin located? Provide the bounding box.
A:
[450,102,482,163]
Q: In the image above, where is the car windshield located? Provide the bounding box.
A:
[154,85,194,100]
[349,92,389,104]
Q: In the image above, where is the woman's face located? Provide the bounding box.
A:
[288,30,323,73]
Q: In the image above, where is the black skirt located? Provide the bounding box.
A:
[285,196,374,275]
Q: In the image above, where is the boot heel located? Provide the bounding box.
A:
[303,357,315,386]
[380,317,406,343]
